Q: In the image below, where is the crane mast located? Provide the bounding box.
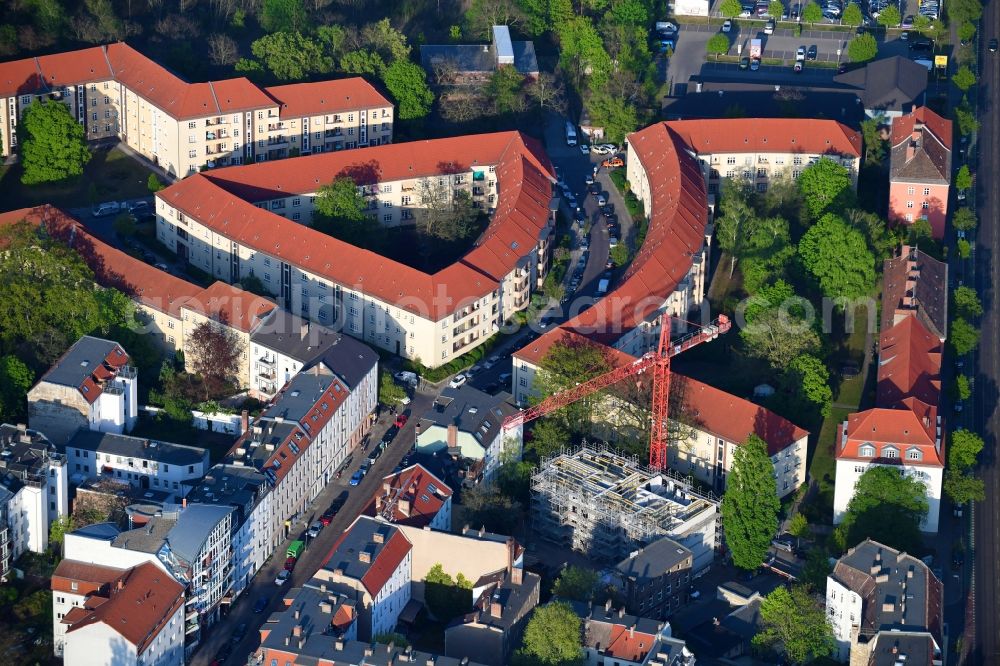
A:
[503,314,731,470]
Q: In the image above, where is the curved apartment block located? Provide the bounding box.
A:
[154,131,556,367]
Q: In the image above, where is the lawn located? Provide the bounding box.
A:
[802,405,852,524]
[0,145,157,212]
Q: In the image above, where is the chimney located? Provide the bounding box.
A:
[182,498,187,509]
[375,496,384,511]
[300,320,309,340]
[384,481,392,494]
[335,639,344,650]
[298,638,306,650]
[882,600,895,612]
[629,625,635,638]
[364,646,374,657]
[511,566,523,585]
[906,140,917,162]
[241,410,249,434]
[490,599,503,618]
[293,625,302,637]
[294,609,301,620]
[285,635,290,646]
[373,531,385,544]
[447,424,458,447]
[618,607,626,619]
[605,598,613,612]
[359,550,372,564]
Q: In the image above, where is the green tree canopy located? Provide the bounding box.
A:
[740,280,822,369]
[147,173,165,193]
[487,65,527,115]
[798,213,876,300]
[788,513,810,538]
[955,165,973,191]
[953,65,977,92]
[798,158,856,219]
[950,318,980,356]
[768,0,786,16]
[722,435,780,570]
[802,1,824,22]
[250,32,330,81]
[951,374,972,402]
[588,91,641,145]
[948,0,983,22]
[943,469,984,504]
[753,586,836,664]
[424,564,474,621]
[958,20,977,42]
[706,33,731,58]
[953,286,982,319]
[382,59,435,120]
[949,429,984,471]
[848,33,878,63]
[720,0,743,16]
[786,354,833,417]
[532,337,612,438]
[515,602,583,666]
[841,2,864,25]
[260,0,306,33]
[609,0,652,24]
[800,547,833,591]
[837,466,928,553]
[0,355,34,422]
[461,482,523,534]
[876,4,900,26]
[19,99,91,185]
[552,566,599,602]
[312,176,382,249]
[955,105,980,136]
[378,371,407,405]
[952,207,978,231]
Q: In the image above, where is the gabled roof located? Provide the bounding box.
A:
[890,106,953,150]
[663,118,862,159]
[363,463,452,528]
[877,316,942,409]
[833,56,929,112]
[889,109,952,184]
[881,245,948,341]
[52,559,125,595]
[180,280,276,333]
[62,561,185,654]
[615,536,692,583]
[605,625,659,662]
[264,78,391,117]
[36,335,129,405]
[836,407,942,466]
[323,516,412,597]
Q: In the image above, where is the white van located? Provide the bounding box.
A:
[565,121,578,146]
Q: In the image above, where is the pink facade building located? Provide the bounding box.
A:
[888,107,953,239]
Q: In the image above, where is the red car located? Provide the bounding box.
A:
[320,512,334,526]
[394,414,408,428]
[284,557,297,571]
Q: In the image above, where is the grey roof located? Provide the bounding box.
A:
[38,336,124,388]
[309,333,379,390]
[869,631,937,666]
[420,41,539,76]
[419,385,519,447]
[833,56,928,112]
[65,430,208,467]
[184,464,268,522]
[262,583,487,665]
[324,516,411,595]
[665,86,865,126]
[250,310,341,364]
[113,514,176,553]
[568,601,664,637]
[70,521,121,540]
[881,247,948,341]
[0,424,62,495]
[454,570,541,631]
[615,536,692,583]
[263,370,338,423]
[165,504,234,564]
[492,26,514,62]
[832,539,943,646]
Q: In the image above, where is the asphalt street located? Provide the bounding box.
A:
[971,0,1000,659]
[189,391,433,666]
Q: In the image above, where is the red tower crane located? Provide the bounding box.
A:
[501,314,732,470]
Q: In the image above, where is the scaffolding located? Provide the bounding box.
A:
[531,443,720,565]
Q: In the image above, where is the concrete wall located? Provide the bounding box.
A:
[394,525,512,602]
[27,382,89,447]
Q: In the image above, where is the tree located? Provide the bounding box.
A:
[382,59,434,120]
[800,547,832,591]
[753,586,836,664]
[768,0,786,16]
[837,466,928,553]
[375,632,410,648]
[250,32,330,81]
[951,374,972,402]
[944,469,984,504]
[848,33,878,63]
[841,1,863,25]
[955,105,980,136]
[557,17,612,89]
[312,176,380,247]
[208,33,240,66]
[860,117,887,165]
[49,516,73,553]
[0,221,133,366]
[187,319,244,399]
[19,100,91,185]
[948,0,983,22]
[0,355,33,422]
[953,286,982,319]
[424,564,474,621]
[609,0,651,24]
[461,482,523,534]
[260,0,306,32]
[720,0,743,16]
[379,371,407,405]
[112,213,136,239]
[788,513,810,539]
[801,1,823,22]
[797,158,855,219]
[515,602,583,665]
[528,418,571,459]
[958,20,977,42]
[526,72,566,113]
[953,65,977,92]
[952,207,978,231]
[740,280,822,369]
[358,18,411,63]
[799,213,875,300]
[706,33,731,59]
[955,165,973,191]
[532,337,611,438]
[786,354,832,416]
[845,208,898,261]
[487,65,527,115]
[949,429,984,471]
[147,173,165,193]
[876,4,900,26]
[339,49,385,76]
[552,566,598,602]
[587,91,641,145]
[715,181,754,277]
[949,318,980,356]
[467,0,522,40]
[957,238,972,259]
[722,435,780,571]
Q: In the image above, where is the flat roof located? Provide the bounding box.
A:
[66,430,208,467]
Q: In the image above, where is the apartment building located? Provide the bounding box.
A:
[153,131,556,367]
[27,335,137,446]
[314,516,413,641]
[248,309,344,399]
[826,539,944,664]
[569,601,671,666]
[881,245,948,343]
[58,561,186,666]
[363,463,453,530]
[888,107,953,239]
[652,118,862,196]
[0,423,68,566]
[415,386,522,484]
[64,430,209,495]
[0,43,393,176]
[613,537,693,620]
[227,353,377,549]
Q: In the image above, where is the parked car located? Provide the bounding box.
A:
[498,372,512,385]
[597,194,608,206]
[739,56,751,69]
[796,46,806,61]
[126,200,150,215]
[349,470,364,486]
[609,236,620,247]
[722,19,733,32]
[764,18,775,33]
[449,374,468,389]
[771,537,795,553]
[306,521,323,538]
[92,201,121,217]
[253,596,270,613]
[601,157,624,169]
[233,623,248,643]
[588,182,602,195]
[585,174,595,185]
[394,413,409,428]
[320,511,335,526]
[275,569,291,586]
[794,61,804,73]
[579,144,591,155]
[901,14,914,27]
[909,39,933,51]
[990,37,998,52]
[807,45,818,59]
[284,556,297,571]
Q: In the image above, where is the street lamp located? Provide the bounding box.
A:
[836,48,842,64]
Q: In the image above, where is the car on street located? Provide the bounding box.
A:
[306,520,323,538]
[154,262,169,272]
[394,413,409,427]
[764,18,775,34]
[609,236,620,247]
[597,194,607,206]
[92,201,121,217]
[739,56,750,70]
[772,537,795,553]
[284,556,297,570]
[909,39,933,52]
[253,596,270,613]
[484,354,501,369]
[585,173,595,185]
[349,469,364,486]
[127,200,150,215]
[579,144,591,155]
[498,372,512,385]
[806,45,817,60]
[275,569,291,586]
[601,157,624,168]
[320,511,335,525]
[449,373,468,388]
[588,182,602,196]
[601,203,615,217]
[796,46,806,61]
[990,38,998,52]
[901,14,914,27]
[837,62,847,73]
[722,19,732,32]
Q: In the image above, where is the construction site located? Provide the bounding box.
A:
[530,443,720,571]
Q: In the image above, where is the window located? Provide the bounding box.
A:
[792,170,801,179]
[264,273,271,282]
[793,156,803,165]
[383,214,392,222]
[923,187,931,196]
[383,201,393,208]
[91,112,98,121]
[726,156,736,165]
[71,582,78,591]
[907,449,922,460]
[859,444,874,457]
[906,201,914,208]
[907,186,915,195]
[883,447,898,458]
[189,150,197,158]
[292,212,300,221]
[189,121,196,129]
[922,201,929,209]
[292,198,300,207]
[381,184,392,193]
[905,213,914,222]
[104,109,111,118]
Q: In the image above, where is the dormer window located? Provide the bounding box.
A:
[883,446,899,459]
[906,448,922,461]
[859,444,874,458]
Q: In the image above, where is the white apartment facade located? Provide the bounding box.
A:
[0,44,393,177]
[153,132,556,368]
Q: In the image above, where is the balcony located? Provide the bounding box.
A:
[266,136,288,146]
[205,117,223,126]
[258,368,276,380]
[472,187,485,197]
[267,122,286,132]
[258,356,275,367]
[205,132,216,140]
[205,144,226,156]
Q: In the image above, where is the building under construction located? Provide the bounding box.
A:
[531,444,719,571]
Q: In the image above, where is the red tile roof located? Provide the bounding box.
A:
[363,463,452,528]
[877,316,942,409]
[890,106,953,150]
[674,375,809,453]
[836,406,943,467]
[35,47,114,89]
[63,562,185,654]
[52,559,125,596]
[360,530,412,597]
[513,328,637,369]
[158,131,554,318]
[180,281,276,333]
[605,626,658,662]
[663,118,862,159]
[265,79,391,117]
